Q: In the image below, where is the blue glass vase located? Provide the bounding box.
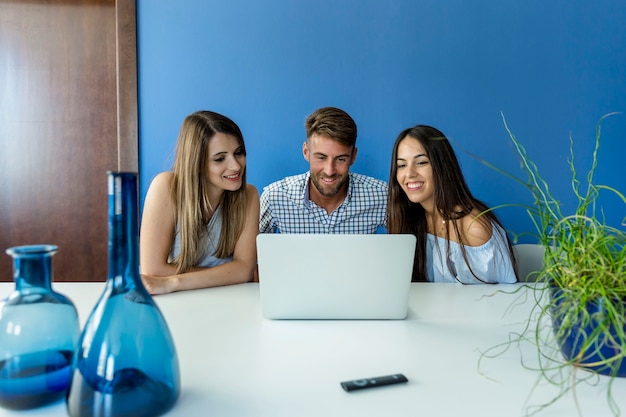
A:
[0,244,79,410]
[66,172,180,417]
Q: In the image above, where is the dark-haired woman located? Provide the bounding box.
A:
[387,125,517,284]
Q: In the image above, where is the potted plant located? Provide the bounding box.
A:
[478,113,626,416]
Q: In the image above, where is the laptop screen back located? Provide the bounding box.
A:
[257,234,416,320]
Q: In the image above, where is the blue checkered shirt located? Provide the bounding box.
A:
[259,172,388,233]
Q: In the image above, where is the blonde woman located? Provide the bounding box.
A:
[140,111,259,294]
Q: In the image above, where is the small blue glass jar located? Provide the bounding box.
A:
[66,172,180,417]
[0,244,80,410]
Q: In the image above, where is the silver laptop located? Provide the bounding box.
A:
[257,234,416,320]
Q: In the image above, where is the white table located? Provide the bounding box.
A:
[1,282,624,417]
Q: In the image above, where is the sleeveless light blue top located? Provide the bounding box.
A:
[426,223,516,284]
[171,205,232,268]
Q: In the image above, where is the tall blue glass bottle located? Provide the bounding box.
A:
[66,172,180,417]
[0,244,79,410]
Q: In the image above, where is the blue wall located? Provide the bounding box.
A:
[137,0,626,241]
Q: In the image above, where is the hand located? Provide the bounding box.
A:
[141,274,178,295]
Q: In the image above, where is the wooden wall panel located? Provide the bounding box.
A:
[0,0,137,281]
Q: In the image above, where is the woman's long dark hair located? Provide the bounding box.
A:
[387,125,517,282]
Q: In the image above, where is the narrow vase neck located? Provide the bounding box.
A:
[107,172,141,289]
[6,245,58,291]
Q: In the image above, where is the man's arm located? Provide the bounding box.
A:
[259,187,275,233]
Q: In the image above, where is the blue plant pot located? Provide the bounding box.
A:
[550,287,626,377]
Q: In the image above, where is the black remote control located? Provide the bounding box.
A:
[340,373,408,392]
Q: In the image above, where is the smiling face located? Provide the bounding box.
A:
[303,133,356,199]
[395,135,435,211]
[206,132,246,192]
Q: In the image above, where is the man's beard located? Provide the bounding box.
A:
[311,173,348,197]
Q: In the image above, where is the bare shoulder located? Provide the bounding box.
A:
[244,184,260,216]
[245,184,260,204]
[149,172,174,190]
[461,209,493,247]
[145,172,175,207]
[245,183,259,197]
[141,172,176,230]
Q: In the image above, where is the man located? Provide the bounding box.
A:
[259,106,387,233]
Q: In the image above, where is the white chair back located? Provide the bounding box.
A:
[513,244,545,282]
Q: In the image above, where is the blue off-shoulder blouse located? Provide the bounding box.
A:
[425,223,516,284]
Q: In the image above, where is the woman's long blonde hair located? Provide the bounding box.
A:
[170,110,248,274]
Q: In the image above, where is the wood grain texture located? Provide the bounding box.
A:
[0,0,138,281]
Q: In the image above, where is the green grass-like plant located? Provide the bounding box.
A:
[478,113,626,416]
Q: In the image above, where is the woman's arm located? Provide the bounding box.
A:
[141,184,260,294]
[140,172,178,277]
